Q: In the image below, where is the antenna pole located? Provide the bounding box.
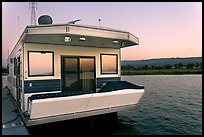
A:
[17,16,20,36]
[29,2,37,25]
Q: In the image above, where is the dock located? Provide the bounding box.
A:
[2,76,29,135]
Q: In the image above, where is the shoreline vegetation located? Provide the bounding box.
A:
[121,69,202,75]
[121,62,202,75]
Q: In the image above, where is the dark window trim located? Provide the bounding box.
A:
[28,51,54,77]
[14,57,17,76]
[17,56,20,76]
[100,54,118,75]
[10,58,13,63]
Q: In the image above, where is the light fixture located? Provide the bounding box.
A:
[113,40,118,44]
[79,37,86,41]
[65,36,71,42]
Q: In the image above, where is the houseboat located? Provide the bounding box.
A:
[6,16,144,126]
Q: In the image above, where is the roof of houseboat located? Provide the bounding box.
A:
[27,23,130,34]
[8,23,139,59]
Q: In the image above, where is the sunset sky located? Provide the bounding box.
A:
[2,2,202,67]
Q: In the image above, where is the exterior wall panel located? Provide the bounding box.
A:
[24,43,120,80]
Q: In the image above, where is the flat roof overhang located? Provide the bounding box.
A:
[21,24,139,48]
[22,33,138,49]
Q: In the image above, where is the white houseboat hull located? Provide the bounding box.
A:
[29,89,144,120]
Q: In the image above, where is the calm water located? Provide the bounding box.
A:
[8,75,202,135]
[117,75,202,135]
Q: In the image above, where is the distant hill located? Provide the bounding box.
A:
[121,57,202,67]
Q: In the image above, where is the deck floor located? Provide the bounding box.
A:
[2,77,29,135]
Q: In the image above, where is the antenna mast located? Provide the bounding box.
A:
[17,16,20,36]
[29,2,37,25]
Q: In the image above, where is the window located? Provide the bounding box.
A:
[10,58,13,63]
[17,57,20,75]
[7,64,9,75]
[101,54,118,74]
[14,58,17,75]
[28,51,54,76]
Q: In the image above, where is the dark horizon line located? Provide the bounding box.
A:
[121,56,202,61]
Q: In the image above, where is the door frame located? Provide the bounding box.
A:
[61,55,96,92]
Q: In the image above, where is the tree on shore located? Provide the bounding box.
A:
[121,62,202,71]
[186,63,194,69]
[164,64,172,69]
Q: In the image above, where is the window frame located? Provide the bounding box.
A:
[100,54,118,75]
[28,51,54,77]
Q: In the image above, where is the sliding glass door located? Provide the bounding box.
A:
[62,56,96,92]
[80,58,95,91]
[63,57,80,91]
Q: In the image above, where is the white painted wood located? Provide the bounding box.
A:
[86,89,144,111]
[68,25,128,40]
[24,91,61,110]
[29,89,144,119]
[28,26,66,34]
[30,94,92,119]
